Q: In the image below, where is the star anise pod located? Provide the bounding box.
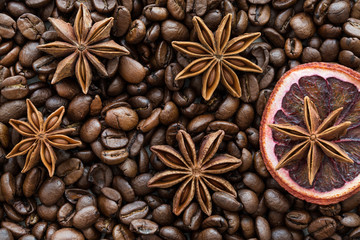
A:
[269,96,353,185]
[37,4,129,94]
[6,99,81,177]
[172,14,263,101]
[148,130,242,216]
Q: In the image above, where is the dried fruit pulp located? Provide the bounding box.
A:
[260,62,360,204]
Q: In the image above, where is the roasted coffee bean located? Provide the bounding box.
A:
[72,206,100,229]
[264,189,290,213]
[183,203,202,231]
[308,217,336,240]
[275,8,293,34]
[339,212,360,228]
[56,158,84,186]
[313,0,332,25]
[105,106,138,131]
[38,177,65,206]
[212,192,242,212]
[119,201,149,225]
[248,4,271,26]
[112,6,131,37]
[119,56,146,84]
[202,215,228,233]
[271,227,293,240]
[255,216,271,240]
[112,224,134,239]
[79,118,101,143]
[101,128,128,149]
[240,74,259,103]
[152,204,174,226]
[238,189,258,214]
[113,176,135,203]
[339,50,360,69]
[57,203,75,227]
[327,1,350,24]
[319,39,339,62]
[129,219,158,235]
[51,228,84,240]
[161,20,189,42]
[340,37,360,57]
[1,172,15,204]
[302,47,322,63]
[159,226,186,240]
[88,164,113,193]
[1,75,29,100]
[197,228,222,240]
[126,19,146,44]
[290,13,315,39]
[100,149,129,165]
[17,13,45,40]
[319,204,341,217]
[0,13,16,39]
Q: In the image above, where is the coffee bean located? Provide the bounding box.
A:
[17,13,45,40]
[238,189,258,214]
[339,50,360,69]
[248,4,271,26]
[161,20,189,42]
[72,206,100,229]
[126,19,146,44]
[119,56,146,84]
[202,215,228,233]
[285,210,311,230]
[340,212,360,228]
[255,216,271,240]
[290,13,315,39]
[308,217,336,240]
[105,106,138,131]
[159,226,186,240]
[197,228,222,240]
[327,1,350,24]
[38,177,65,206]
[119,201,149,225]
[183,203,202,231]
[264,189,290,213]
[212,192,242,212]
[0,13,16,39]
[51,228,84,240]
[129,219,158,235]
[271,227,293,240]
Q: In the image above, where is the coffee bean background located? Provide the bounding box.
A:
[1,0,360,239]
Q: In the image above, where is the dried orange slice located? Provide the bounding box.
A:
[260,62,360,204]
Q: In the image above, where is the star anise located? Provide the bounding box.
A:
[6,99,81,177]
[172,14,263,101]
[269,96,353,185]
[148,130,242,216]
[37,4,129,94]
